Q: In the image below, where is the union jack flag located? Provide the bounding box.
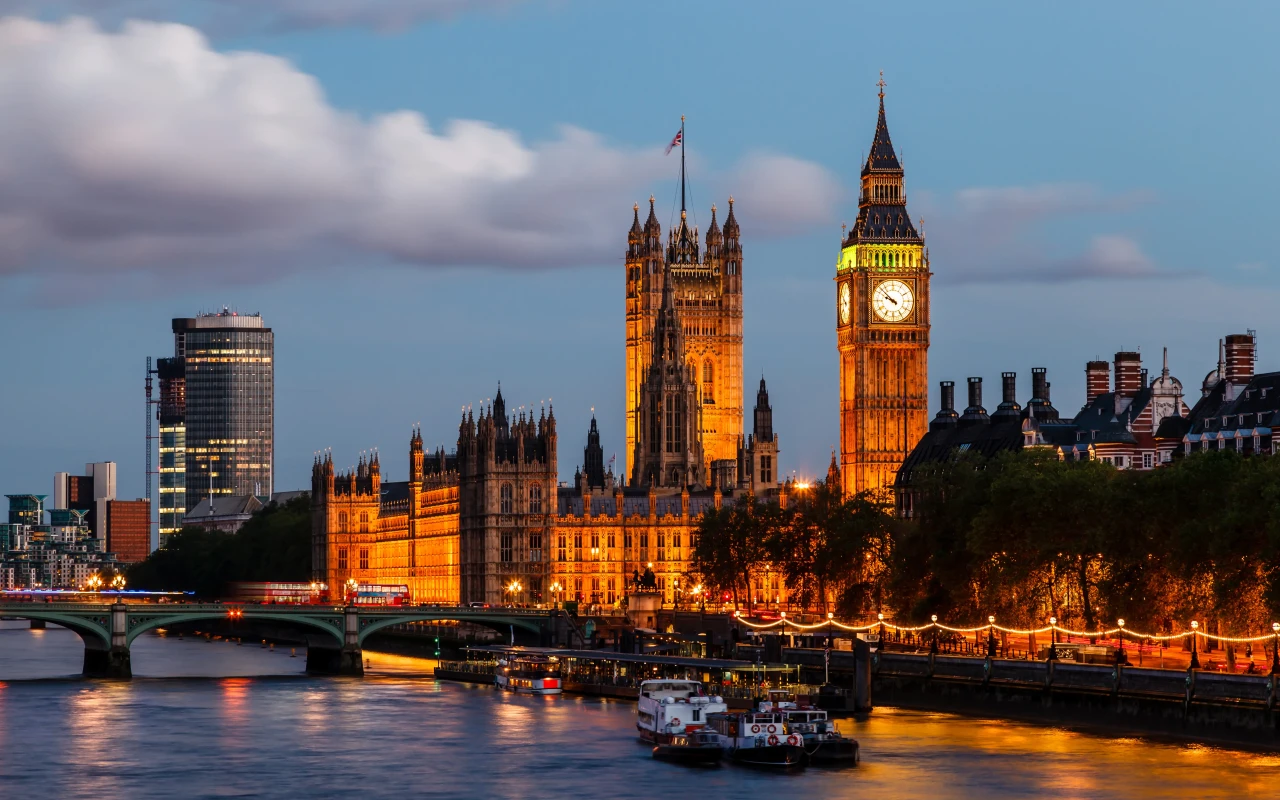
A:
[664,129,682,155]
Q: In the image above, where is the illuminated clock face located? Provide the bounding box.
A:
[872,279,914,322]
[838,282,851,325]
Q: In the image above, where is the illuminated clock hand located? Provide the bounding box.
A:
[886,294,898,306]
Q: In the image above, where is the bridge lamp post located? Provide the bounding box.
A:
[988,616,997,658]
[692,584,704,613]
[1048,617,1057,661]
[550,581,563,609]
[930,614,939,655]
[345,578,359,605]
[1117,619,1126,665]
[1190,620,1200,670]
[507,581,523,607]
[86,574,103,593]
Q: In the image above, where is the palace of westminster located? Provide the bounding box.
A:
[311,83,932,606]
[312,83,1276,606]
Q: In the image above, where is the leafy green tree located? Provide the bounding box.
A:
[127,495,311,598]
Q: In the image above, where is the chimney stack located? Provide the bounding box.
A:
[1113,351,1141,397]
[968,376,983,411]
[1224,333,1256,385]
[992,372,1022,423]
[930,380,959,431]
[958,377,990,427]
[1140,368,1149,389]
[1031,367,1049,402]
[1086,360,1110,400]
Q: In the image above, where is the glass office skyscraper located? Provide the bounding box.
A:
[158,309,273,545]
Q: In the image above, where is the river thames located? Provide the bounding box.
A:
[1,622,1277,799]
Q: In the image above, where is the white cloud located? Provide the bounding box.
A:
[914,183,1167,284]
[0,17,839,288]
[0,0,523,32]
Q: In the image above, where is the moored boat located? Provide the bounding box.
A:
[758,689,859,765]
[636,679,728,744]
[652,730,723,766]
[707,710,806,769]
[495,654,562,695]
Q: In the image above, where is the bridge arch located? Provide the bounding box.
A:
[355,612,547,647]
[123,609,346,649]
[1,607,112,649]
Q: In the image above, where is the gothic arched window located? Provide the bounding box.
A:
[359,511,369,533]
[500,483,513,514]
[338,511,348,530]
[702,360,714,403]
[528,483,542,514]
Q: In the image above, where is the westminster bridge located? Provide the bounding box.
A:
[0,601,556,679]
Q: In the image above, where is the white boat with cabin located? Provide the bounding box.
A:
[495,654,562,695]
[636,679,727,744]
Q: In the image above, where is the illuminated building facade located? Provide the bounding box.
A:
[625,191,743,482]
[156,309,273,546]
[836,80,931,495]
[156,356,187,542]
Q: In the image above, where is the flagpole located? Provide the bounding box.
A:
[680,114,686,213]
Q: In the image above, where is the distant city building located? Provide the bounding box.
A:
[1,494,117,590]
[156,309,274,547]
[156,356,187,541]
[895,331,1274,517]
[53,462,117,544]
[106,499,151,564]
[182,494,264,534]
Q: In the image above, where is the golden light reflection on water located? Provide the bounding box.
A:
[836,707,1280,800]
[67,683,133,793]
[219,677,250,730]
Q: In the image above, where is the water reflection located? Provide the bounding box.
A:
[0,627,1278,799]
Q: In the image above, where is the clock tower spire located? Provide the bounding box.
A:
[835,78,931,496]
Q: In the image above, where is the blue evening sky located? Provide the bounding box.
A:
[1,1,1277,499]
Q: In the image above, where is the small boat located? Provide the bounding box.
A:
[652,730,723,766]
[707,710,806,769]
[495,654,562,695]
[758,691,859,766]
[636,679,728,744]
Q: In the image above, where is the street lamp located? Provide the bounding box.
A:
[1117,619,1126,665]
[345,577,359,604]
[1189,620,1200,670]
[1271,622,1280,676]
[507,580,522,606]
[878,612,886,644]
[1048,617,1058,661]
[987,615,997,658]
[930,614,939,654]
[550,581,563,608]
[110,574,126,590]
[86,573,103,592]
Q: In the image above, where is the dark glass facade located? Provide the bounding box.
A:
[171,312,274,514]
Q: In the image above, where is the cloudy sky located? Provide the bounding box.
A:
[1,0,1277,499]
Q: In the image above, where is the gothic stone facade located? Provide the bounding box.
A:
[312,383,789,607]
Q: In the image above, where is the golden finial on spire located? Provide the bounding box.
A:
[711,203,716,213]
[681,209,687,219]
[634,202,639,212]
[728,196,734,205]
[649,194,655,204]
[878,71,886,99]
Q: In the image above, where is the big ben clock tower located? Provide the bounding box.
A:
[836,77,930,496]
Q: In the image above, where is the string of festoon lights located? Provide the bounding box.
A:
[730,611,1280,643]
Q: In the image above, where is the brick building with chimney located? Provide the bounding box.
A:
[895,332,1271,517]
